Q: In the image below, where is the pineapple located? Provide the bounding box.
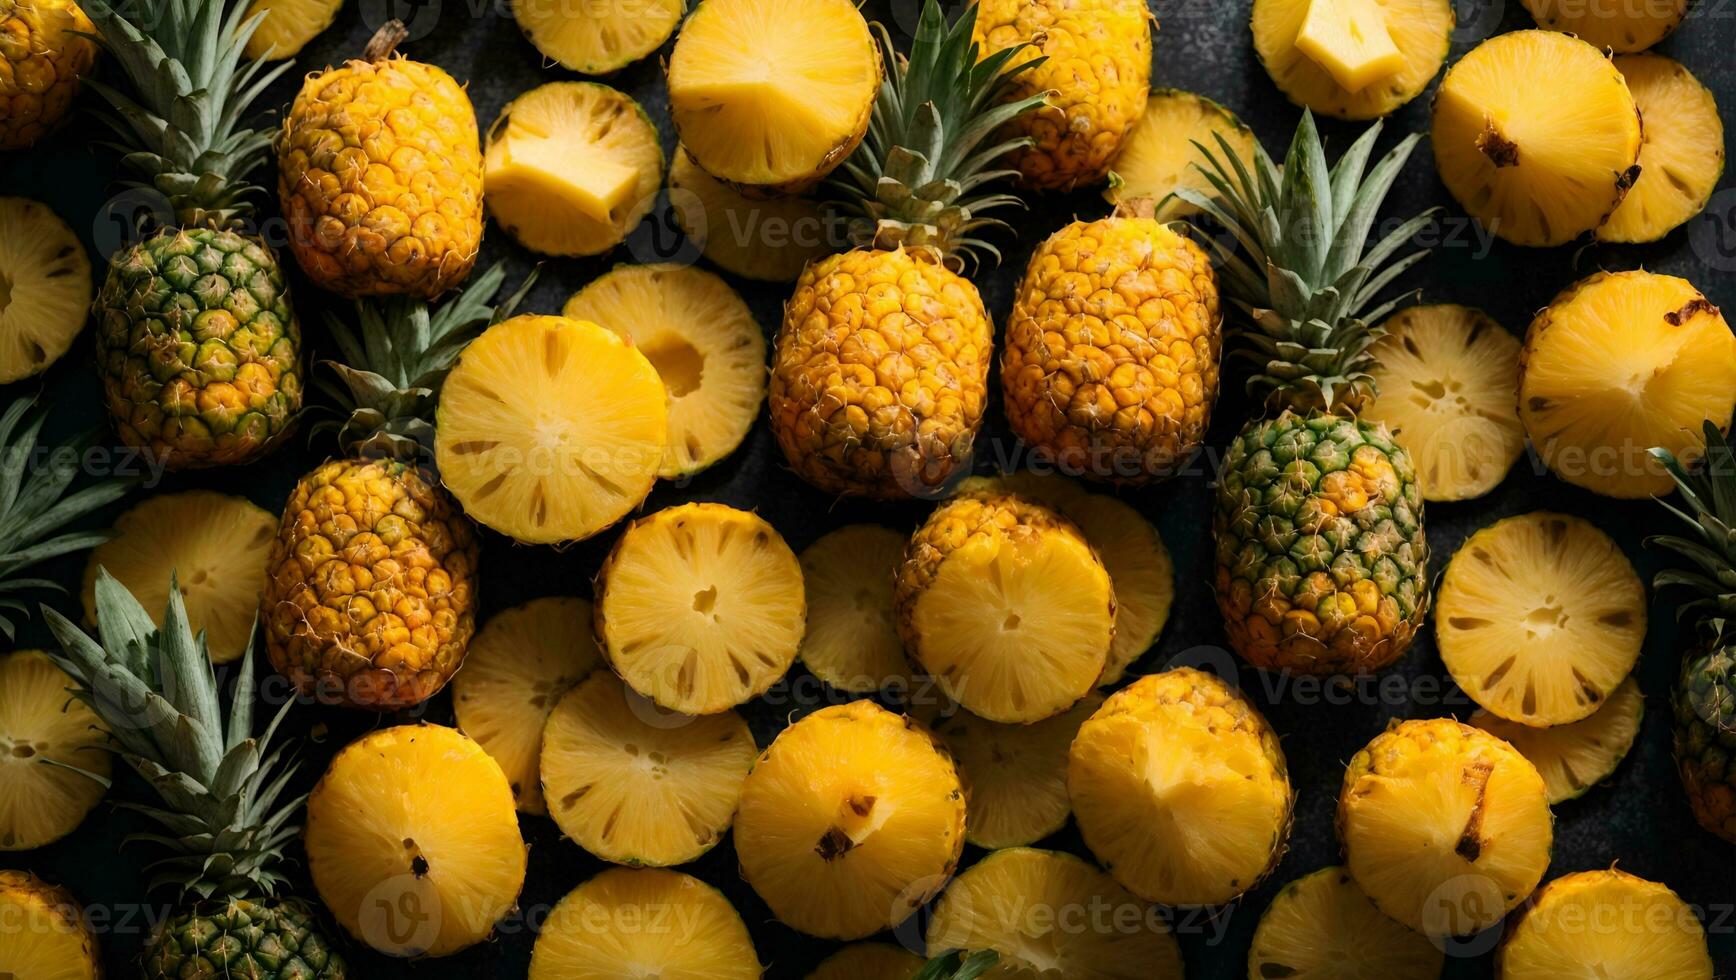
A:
[809,944,923,980]
[1251,0,1453,119]
[1497,869,1713,979]
[1674,647,1736,843]
[83,491,275,664]
[44,572,348,979]
[278,20,483,298]
[1599,54,1725,243]
[1000,215,1222,485]
[0,651,108,850]
[1246,866,1444,980]
[529,868,761,979]
[435,314,669,544]
[1337,719,1553,937]
[735,700,965,940]
[668,146,835,281]
[895,491,1115,723]
[0,0,96,149]
[512,0,682,73]
[925,848,1183,978]
[563,264,766,478]
[242,0,343,60]
[667,0,879,194]
[1520,0,1688,52]
[1293,0,1405,92]
[1470,674,1644,804]
[540,671,756,866]
[972,0,1153,191]
[1068,668,1291,906]
[1364,304,1525,502]
[0,870,97,979]
[1519,271,1736,499]
[933,694,1103,849]
[954,470,1092,513]
[1432,30,1642,247]
[594,503,805,715]
[304,724,525,958]
[798,525,909,693]
[452,596,601,815]
[0,197,89,383]
[1104,89,1258,219]
[485,82,663,258]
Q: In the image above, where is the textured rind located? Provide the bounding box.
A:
[1675,645,1736,844]
[144,899,346,980]
[0,869,99,979]
[0,0,96,150]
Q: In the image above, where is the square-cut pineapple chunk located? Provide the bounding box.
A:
[486,137,640,226]
[1295,0,1405,93]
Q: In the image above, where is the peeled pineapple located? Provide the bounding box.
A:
[241,0,342,59]
[797,525,909,693]
[0,198,89,384]
[1252,0,1453,119]
[668,147,835,281]
[807,944,923,980]
[0,870,98,980]
[1294,0,1405,92]
[934,694,1102,849]
[1498,869,1713,979]
[513,0,682,73]
[0,651,109,850]
[1520,0,1688,52]
[530,868,761,979]
[1247,867,1444,980]
[1105,89,1258,219]
[1599,54,1725,243]
[1471,674,1644,804]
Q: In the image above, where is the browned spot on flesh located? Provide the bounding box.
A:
[1449,617,1494,630]
[1456,760,1495,862]
[1483,656,1516,690]
[1476,119,1520,168]
[560,785,591,809]
[815,826,855,861]
[1665,297,1719,326]
[446,439,499,455]
[473,471,508,499]
[1571,667,1603,706]
[847,794,877,817]
[543,328,569,376]
[1598,610,1634,628]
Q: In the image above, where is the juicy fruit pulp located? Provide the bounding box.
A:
[0,870,97,980]
[0,197,88,383]
[1293,0,1405,93]
[512,0,681,73]
[668,146,833,281]
[242,0,342,59]
[1471,674,1644,804]
[0,0,96,149]
[807,944,923,980]
[1104,89,1258,219]
[797,525,910,693]
[0,651,108,851]
[1521,0,1688,52]
[1498,870,1713,979]
[1600,54,1725,243]
[1252,0,1452,119]
[529,869,760,980]
[1246,867,1444,980]
[933,695,1103,849]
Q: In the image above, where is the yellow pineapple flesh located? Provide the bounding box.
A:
[1247,866,1444,980]
[1521,0,1688,52]
[806,944,922,980]
[0,197,88,383]
[1498,869,1713,979]
[1470,673,1644,804]
[512,0,682,73]
[934,694,1102,849]
[667,146,834,281]
[797,525,909,693]
[241,0,342,59]
[1104,89,1258,219]
[530,868,761,979]
[0,651,109,851]
[1252,0,1452,119]
[0,870,98,980]
[1599,54,1725,243]
[1294,0,1405,92]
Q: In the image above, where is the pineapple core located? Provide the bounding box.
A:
[1295,0,1405,93]
[486,136,639,226]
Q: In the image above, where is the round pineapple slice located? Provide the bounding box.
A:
[798,525,909,693]
[0,651,109,851]
[1432,30,1641,247]
[1069,494,1173,685]
[807,943,923,980]
[667,0,879,193]
[1497,869,1713,979]
[595,503,805,715]
[512,0,682,73]
[83,490,276,664]
[934,694,1102,849]
[540,671,755,867]
[926,848,1183,979]
[451,597,600,815]
[1251,0,1453,120]
[1068,668,1292,906]
[1339,719,1552,938]
[668,146,835,281]
[0,198,89,384]
[1599,54,1725,243]
[736,700,965,940]
[1520,271,1736,498]
[305,724,527,958]
[241,0,343,60]
[1105,89,1258,218]
[1247,866,1444,980]
[563,264,767,478]
[1366,304,1525,502]
[484,82,663,257]
[530,868,761,979]
[1520,0,1687,52]
[0,870,98,980]
[1471,674,1643,804]
[436,314,668,544]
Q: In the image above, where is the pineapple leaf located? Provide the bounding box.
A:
[1649,422,1736,645]
[916,950,999,980]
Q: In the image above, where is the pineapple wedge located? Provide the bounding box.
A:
[797,525,909,693]
[1471,674,1644,804]
[513,0,682,73]
[1599,54,1725,243]
[0,198,89,384]
[668,146,834,281]
[932,694,1103,849]
[1498,870,1713,978]
[807,944,922,980]
[1521,0,1688,52]
[0,651,109,851]
[1252,0,1453,119]
[1294,0,1405,93]
[241,0,342,60]
[530,868,761,979]
[1247,867,1444,980]
[0,870,98,980]
[1104,89,1258,219]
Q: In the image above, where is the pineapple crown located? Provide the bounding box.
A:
[43,571,304,902]
[917,950,998,979]
[1175,112,1438,417]
[79,0,293,230]
[824,0,1048,270]
[1649,420,1736,646]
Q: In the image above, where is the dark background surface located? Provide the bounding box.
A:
[3,0,1734,976]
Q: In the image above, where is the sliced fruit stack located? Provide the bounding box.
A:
[1520,0,1688,52]
[1251,0,1453,119]
[667,146,835,281]
[530,868,761,979]
[932,694,1103,849]
[798,524,910,693]
[1248,867,1443,980]
[512,0,682,73]
[1600,54,1724,243]
[1471,675,1645,804]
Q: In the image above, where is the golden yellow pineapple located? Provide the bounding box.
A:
[1498,869,1713,979]
[1104,89,1258,218]
[530,868,761,980]
[0,870,98,980]
[1600,54,1725,243]
[797,525,909,693]
[1519,271,1736,498]
[540,671,755,866]
[1521,0,1687,52]
[668,146,835,281]
[0,197,89,383]
[0,651,108,851]
[934,694,1102,849]
[0,0,96,149]
[808,944,922,980]
[1252,0,1453,119]
[242,0,343,60]
[1470,674,1644,804]
[1247,867,1444,980]
[736,700,965,940]
[305,724,526,958]
[954,470,1091,513]
[512,0,682,73]
[1338,719,1553,937]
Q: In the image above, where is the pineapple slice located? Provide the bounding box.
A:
[0,198,89,384]
[1068,668,1292,906]
[484,82,663,257]
[798,525,909,693]
[512,0,682,73]
[1251,0,1453,119]
[0,651,109,851]
[1432,30,1641,247]
[1339,719,1552,937]
[0,870,98,980]
[83,491,275,664]
[451,597,600,815]
[736,701,965,939]
[925,848,1183,978]
[1294,0,1406,93]
[1498,869,1713,978]
[305,724,526,958]
[667,0,879,192]
[1471,674,1644,803]
[1437,513,1645,726]
[540,671,755,866]
[1366,304,1525,502]
[563,264,767,478]
[595,503,805,715]
[1599,54,1725,243]
[807,943,923,980]
[934,694,1102,849]
[1519,271,1736,498]
[1521,0,1688,52]
[1104,89,1258,219]
[241,0,342,60]
[530,868,761,979]
[436,314,669,544]
[669,146,834,281]
[1247,867,1444,980]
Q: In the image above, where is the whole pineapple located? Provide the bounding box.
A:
[1178,113,1434,675]
[0,0,96,149]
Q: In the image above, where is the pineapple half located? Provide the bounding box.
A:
[668,147,835,281]
[241,0,342,59]
[530,868,761,979]
[1247,866,1444,980]
[435,314,669,544]
[933,694,1103,849]
[540,671,756,867]
[1498,869,1713,979]
[0,198,89,384]
[735,700,965,940]
[1104,89,1258,219]
[1252,0,1453,119]
[305,724,527,958]
[0,651,109,851]
[1471,674,1644,804]
[807,943,923,980]
[451,596,601,815]
[798,525,909,693]
[0,869,98,980]
[1521,0,1688,52]
[563,264,766,478]
[512,0,682,73]
[1599,54,1725,243]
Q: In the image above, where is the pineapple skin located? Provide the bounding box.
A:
[0,869,98,978]
[1675,645,1736,844]
[0,0,96,150]
[1002,217,1221,483]
[1213,410,1428,675]
[772,249,993,499]
[263,458,478,710]
[144,899,346,980]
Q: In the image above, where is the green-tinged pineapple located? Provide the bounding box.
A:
[0,869,98,979]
